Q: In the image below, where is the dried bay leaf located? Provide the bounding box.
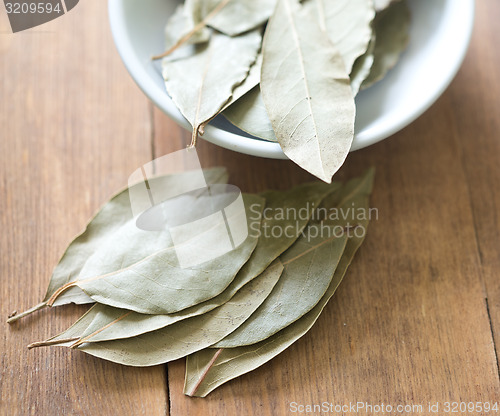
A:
[197,53,263,132]
[74,216,176,289]
[162,28,262,146]
[185,168,375,397]
[223,86,277,142]
[220,53,262,113]
[361,0,410,89]
[240,181,338,283]
[213,233,347,347]
[49,170,231,309]
[260,0,356,183]
[223,36,374,142]
[304,0,375,74]
[197,0,277,37]
[164,3,211,52]
[350,35,376,96]
[156,0,277,59]
[35,182,338,345]
[224,0,375,141]
[23,169,375,397]
[214,178,367,347]
[71,261,284,366]
[70,188,245,283]
[185,249,356,396]
[28,305,101,349]
[46,194,265,315]
[7,168,228,323]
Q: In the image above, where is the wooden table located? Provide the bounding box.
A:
[1,1,499,415]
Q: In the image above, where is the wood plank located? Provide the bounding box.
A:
[152,2,500,413]
[446,0,500,363]
[0,1,167,415]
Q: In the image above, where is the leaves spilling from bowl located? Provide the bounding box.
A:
[154,0,409,182]
[9,167,375,397]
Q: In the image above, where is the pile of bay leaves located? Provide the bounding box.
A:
[156,0,409,182]
[8,167,374,397]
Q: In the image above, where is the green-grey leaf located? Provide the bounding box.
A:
[350,35,376,96]
[304,0,375,73]
[242,181,339,283]
[213,234,347,347]
[195,0,278,37]
[223,86,277,142]
[71,186,247,282]
[73,261,284,366]
[41,182,338,344]
[220,53,262,113]
[162,28,262,141]
[52,194,264,315]
[224,0,375,139]
[7,168,228,323]
[184,168,375,397]
[261,0,356,183]
[50,169,230,308]
[164,3,211,52]
[237,35,373,140]
[214,179,368,347]
[361,0,410,89]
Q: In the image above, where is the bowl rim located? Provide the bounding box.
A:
[108,0,475,159]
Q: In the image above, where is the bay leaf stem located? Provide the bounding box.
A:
[46,281,77,307]
[6,302,47,324]
[27,337,80,350]
[188,348,224,396]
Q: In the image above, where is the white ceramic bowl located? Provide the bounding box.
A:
[108,0,474,159]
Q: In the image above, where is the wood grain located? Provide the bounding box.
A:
[1,0,500,415]
[0,1,167,415]
[447,0,500,365]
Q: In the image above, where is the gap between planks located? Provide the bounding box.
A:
[486,298,500,380]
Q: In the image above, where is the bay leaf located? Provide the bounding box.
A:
[184,168,375,397]
[224,0,375,139]
[162,28,262,146]
[45,194,265,315]
[34,181,338,345]
[155,0,276,59]
[70,187,244,281]
[304,0,375,73]
[361,0,410,89]
[223,86,277,142]
[49,170,231,308]
[164,3,211,52]
[350,35,376,96]
[220,53,262,113]
[213,233,347,348]
[70,261,284,366]
[28,305,100,349]
[234,180,338,289]
[7,168,228,323]
[214,177,370,347]
[260,0,356,183]
[198,0,277,37]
